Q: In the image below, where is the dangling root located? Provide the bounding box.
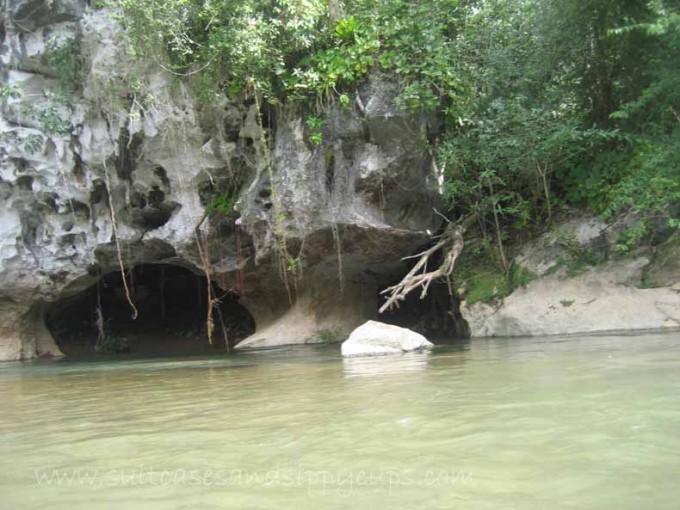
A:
[103,160,138,320]
[378,215,473,314]
[331,223,344,295]
[216,305,230,353]
[194,212,215,344]
[251,86,297,303]
[95,281,105,350]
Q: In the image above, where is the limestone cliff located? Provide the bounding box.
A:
[0,2,446,360]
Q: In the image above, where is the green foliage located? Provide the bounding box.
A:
[604,140,680,218]
[463,271,510,306]
[334,15,357,42]
[113,0,462,111]
[338,93,351,109]
[316,328,344,344]
[454,243,537,305]
[542,0,680,230]
[289,26,377,101]
[537,0,661,127]
[615,224,650,255]
[42,38,85,95]
[458,264,537,306]
[0,83,21,100]
[550,229,607,276]
[306,116,325,146]
[435,0,680,265]
[437,0,563,262]
[114,0,329,102]
[510,263,538,288]
[205,194,234,215]
[23,134,44,155]
[25,105,72,136]
[554,131,633,211]
[286,255,302,273]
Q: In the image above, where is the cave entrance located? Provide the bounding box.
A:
[46,264,255,357]
[377,278,470,343]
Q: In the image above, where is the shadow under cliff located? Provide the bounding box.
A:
[377,277,470,344]
[45,263,255,357]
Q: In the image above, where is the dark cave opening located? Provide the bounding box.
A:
[46,264,255,357]
[377,278,470,343]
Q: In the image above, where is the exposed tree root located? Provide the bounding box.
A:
[95,281,105,350]
[331,223,344,295]
[103,159,138,320]
[216,305,230,353]
[193,212,215,344]
[378,214,474,314]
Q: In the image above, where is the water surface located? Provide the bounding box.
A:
[2,332,680,509]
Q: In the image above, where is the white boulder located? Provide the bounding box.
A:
[341,321,434,357]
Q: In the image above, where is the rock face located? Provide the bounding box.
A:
[464,259,680,337]
[0,3,449,360]
[642,237,680,289]
[462,214,680,337]
[341,320,434,357]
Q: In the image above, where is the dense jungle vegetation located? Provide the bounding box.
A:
[104,0,680,268]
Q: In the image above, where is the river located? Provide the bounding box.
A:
[1,331,679,509]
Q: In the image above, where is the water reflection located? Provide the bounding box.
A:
[342,351,431,378]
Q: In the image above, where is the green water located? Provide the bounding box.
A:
[2,332,680,509]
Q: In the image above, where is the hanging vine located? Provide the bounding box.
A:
[250,82,301,304]
[102,159,138,320]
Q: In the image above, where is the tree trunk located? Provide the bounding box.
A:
[329,0,344,23]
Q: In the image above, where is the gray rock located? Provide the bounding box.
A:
[642,237,680,288]
[341,320,433,357]
[463,246,680,337]
[93,239,177,271]
[10,0,84,32]
[514,212,609,277]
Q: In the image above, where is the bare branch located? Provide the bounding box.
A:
[432,207,452,224]
[378,215,473,314]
